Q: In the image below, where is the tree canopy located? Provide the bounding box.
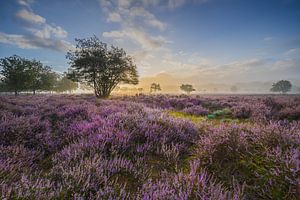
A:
[0,55,29,95]
[66,36,138,98]
[270,80,292,94]
[0,55,60,95]
[180,84,195,94]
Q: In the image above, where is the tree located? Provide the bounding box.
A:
[0,55,30,95]
[40,70,59,92]
[0,55,60,95]
[55,74,77,93]
[180,84,195,94]
[66,36,138,98]
[270,80,292,94]
[26,60,57,94]
[230,85,238,93]
[150,83,161,93]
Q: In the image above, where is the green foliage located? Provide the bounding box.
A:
[26,60,58,94]
[0,55,29,95]
[180,84,195,94]
[40,71,59,92]
[207,108,232,120]
[66,36,139,98]
[0,55,58,95]
[270,80,292,94]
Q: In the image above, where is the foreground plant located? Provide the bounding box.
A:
[0,94,299,199]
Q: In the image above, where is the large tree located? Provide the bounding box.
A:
[66,36,138,98]
[180,84,195,94]
[270,80,292,94]
[0,55,29,95]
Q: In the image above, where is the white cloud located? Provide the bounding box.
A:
[27,24,68,39]
[15,9,46,24]
[284,48,300,57]
[1,1,71,52]
[99,0,215,78]
[168,0,185,9]
[99,0,166,31]
[17,0,34,7]
[103,29,170,49]
[100,0,169,52]
[107,12,122,22]
[167,0,209,9]
[0,32,36,49]
[0,32,74,52]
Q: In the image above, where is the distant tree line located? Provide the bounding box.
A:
[0,36,295,97]
[0,55,77,95]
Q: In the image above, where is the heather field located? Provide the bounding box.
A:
[0,94,299,199]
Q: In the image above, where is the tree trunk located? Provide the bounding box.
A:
[33,90,36,95]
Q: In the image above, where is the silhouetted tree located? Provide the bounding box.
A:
[66,36,138,98]
[230,85,238,93]
[0,55,29,95]
[150,83,161,93]
[270,80,292,94]
[180,84,195,94]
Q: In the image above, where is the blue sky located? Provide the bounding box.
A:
[0,0,300,83]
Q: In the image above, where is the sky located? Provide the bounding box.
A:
[0,0,300,83]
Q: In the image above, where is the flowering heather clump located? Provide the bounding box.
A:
[182,105,209,116]
[0,94,299,199]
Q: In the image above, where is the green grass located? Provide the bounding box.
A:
[167,111,207,123]
[167,109,242,124]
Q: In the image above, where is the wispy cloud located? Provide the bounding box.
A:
[103,29,170,49]
[0,32,74,52]
[15,9,46,24]
[26,24,68,39]
[17,0,34,8]
[0,0,72,52]
[284,48,300,57]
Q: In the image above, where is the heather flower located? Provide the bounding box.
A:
[182,105,209,116]
[0,94,299,199]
